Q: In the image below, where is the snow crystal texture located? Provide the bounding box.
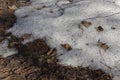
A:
[6,0,120,79]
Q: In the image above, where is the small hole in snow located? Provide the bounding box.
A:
[85,43,89,46]
[50,10,54,13]
[111,27,116,30]
[91,59,94,62]
[42,5,46,8]
[36,8,41,10]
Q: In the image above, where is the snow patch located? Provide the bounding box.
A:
[5,0,120,79]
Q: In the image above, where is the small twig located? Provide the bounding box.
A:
[98,47,113,78]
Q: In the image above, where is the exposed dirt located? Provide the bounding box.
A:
[0,39,112,80]
[0,0,113,80]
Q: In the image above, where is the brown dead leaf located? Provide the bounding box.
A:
[21,33,31,40]
[61,43,72,51]
[97,40,109,50]
[81,21,92,27]
[8,5,17,10]
[101,43,109,50]
[96,26,104,32]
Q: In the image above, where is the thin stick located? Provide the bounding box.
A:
[98,48,113,78]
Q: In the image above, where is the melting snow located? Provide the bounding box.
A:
[0,40,17,57]
[1,0,120,79]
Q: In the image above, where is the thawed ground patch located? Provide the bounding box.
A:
[5,0,120,79]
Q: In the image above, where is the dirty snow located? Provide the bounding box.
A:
[0,40,17,57]
[0,0,119,79]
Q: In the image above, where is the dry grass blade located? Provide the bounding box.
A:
[8,5,17,10]
[47,48,56,56]
[98,40,112,79]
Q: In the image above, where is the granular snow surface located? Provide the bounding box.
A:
[2,0,120,79]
